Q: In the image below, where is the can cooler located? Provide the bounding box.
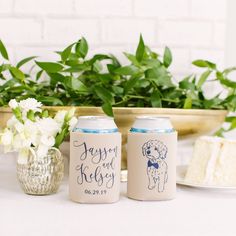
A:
[127,117,177,201]
[69,131,121,203]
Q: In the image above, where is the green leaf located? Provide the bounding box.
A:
[112,86,124,94]
[216,71,236,88]
[16,56,37,68]
[115,65,139,76]
[42,110,49,118]
[124,77,139,93]
[192,60,209,68]
[179,77,195,91]
[98,74,113,84]
[197,70,211,89]
[146,66,174,87]
[10,67,25,81]
[35,61,63,73]
[142,58,161,68]
[70,77,87,92]
[214,127,225,137]
[0,40,9,60]
[203,96,222,109]
[61,43,74,62]
[36,70,43,81]
[192,60,216,69]
[229,117,236,130]
[63,64,89,72]
[151,91,162,107]
[163,47,172,68]
[206,61,216,70]
[102,102,114,117]
[1,78,18,89]
[0,63,11,73]
[223,95,236,110]
[220,79,236,88]
[89,54,111,65]
[27,110,35,122]
[48,73,65,87]
[37,96,63,105]
[93,60,102,73]
[145,46,159,59]
[55,126,68,148]
[136,100,144,107]
[183,96,192,109]
[225,116,236,122]
[5,85,30,93]
[136,80,150,88]
[107,64,117,73]
[76,37,88,58]
[163,88,182,100]
[223,67,236,75]
[136,34,145,62]
[94,86,114,104]
[12,107,23,123]
[124,52,140,66]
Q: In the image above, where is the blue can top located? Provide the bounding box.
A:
[72,116,118,133]
[130,127,175,133]
[72,127,118,133]
[130,116,175,133]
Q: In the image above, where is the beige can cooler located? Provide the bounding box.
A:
[69,116,121,204]
[127,117,177,201]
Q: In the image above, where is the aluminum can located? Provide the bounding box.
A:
[69,116,121,203]
[127,116,177,201]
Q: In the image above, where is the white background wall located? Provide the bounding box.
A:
[226,0,236,67]
[0,0,227,80]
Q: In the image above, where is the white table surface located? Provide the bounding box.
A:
[1,153,236,236]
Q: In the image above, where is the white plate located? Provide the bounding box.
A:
[177,165,236,190]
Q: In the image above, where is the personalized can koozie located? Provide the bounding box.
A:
[69,116,121,204]
[127,116,177,201]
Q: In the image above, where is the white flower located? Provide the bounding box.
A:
[1,129,13,146]
[14,122,25,133]
[2,98,75,155]
[24,120,40,147]
[12,134,23,150]
[21,138,32,149]
[0,129,14,153]
[37,135,56,159]
[69,117,78,131]
[24,120,38,138]
[54,110,67,124]
[13,120,38,149]
[19,98,42,113]
[7,116,18,129]
[37,144,49,159]
[40,135,55,147]
[37,117,61,137]
[9,99,18,109]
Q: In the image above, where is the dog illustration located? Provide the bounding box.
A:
[142,140,168,192]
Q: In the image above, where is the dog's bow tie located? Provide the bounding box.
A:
[148,160,159,169]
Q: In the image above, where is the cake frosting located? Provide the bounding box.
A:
[184,136,236,186]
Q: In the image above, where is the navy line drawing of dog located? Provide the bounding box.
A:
[142,140,168,192]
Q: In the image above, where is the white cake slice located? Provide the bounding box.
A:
[185,136,236,186]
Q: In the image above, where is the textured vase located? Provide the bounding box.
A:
[17,147,64,195]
